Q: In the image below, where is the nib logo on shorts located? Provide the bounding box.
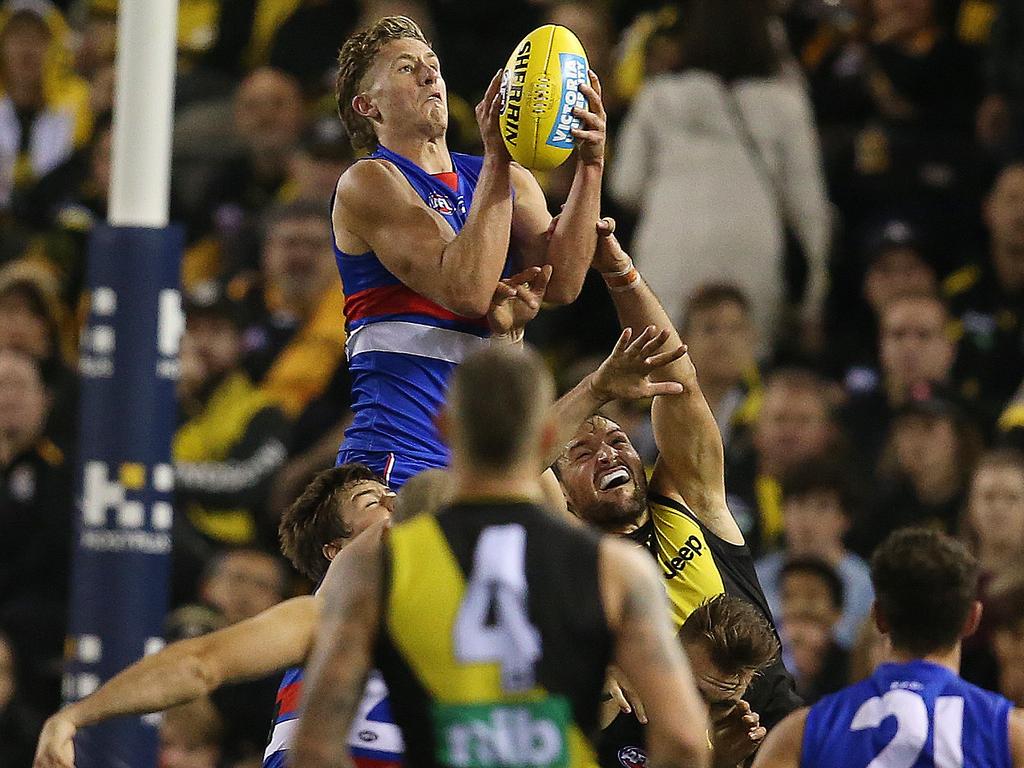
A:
[618,746,647,768]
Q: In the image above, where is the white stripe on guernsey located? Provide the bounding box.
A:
[262,673,405,764]
[346,321,492,364]
[264,718,296,762]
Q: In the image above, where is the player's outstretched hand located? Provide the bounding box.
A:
[477,69,511,162]
[571,70,607,167]
[487,264,552,338]
[589,326,687,404]
[33,714,77,768]
[710,700,767,768]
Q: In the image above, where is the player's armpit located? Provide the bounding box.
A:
[600,538,710,768]
[750,708,807,768]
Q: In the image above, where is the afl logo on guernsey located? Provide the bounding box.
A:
[618,746,647,768]
[427,192,465,216]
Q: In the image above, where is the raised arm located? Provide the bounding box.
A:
[291,521,387,768]
[594,221,741,544]
[509,71,607,305]
[600,537,710,768]
[33,596,320,768]
[334,72,514,318]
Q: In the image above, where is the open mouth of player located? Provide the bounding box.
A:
[426,92,443,104]
[597,467,631,491]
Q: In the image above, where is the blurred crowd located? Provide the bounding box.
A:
[2,0,1024,765]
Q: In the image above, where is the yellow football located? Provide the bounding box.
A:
[498,24,590,171]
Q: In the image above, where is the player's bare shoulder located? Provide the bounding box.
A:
[332,159,414,251]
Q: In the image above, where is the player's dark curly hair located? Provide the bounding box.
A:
[335,16,430,152]
[278,463,379,582]
[871,528,980,657]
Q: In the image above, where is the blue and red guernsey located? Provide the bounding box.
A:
[335,145,513,467]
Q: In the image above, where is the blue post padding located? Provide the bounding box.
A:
[66,225,184,768]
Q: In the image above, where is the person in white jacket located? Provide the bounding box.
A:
[610,0,831,351]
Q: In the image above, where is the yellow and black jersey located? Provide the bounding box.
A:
[639,493,776,630]
[610,492,801,740]
[376,501,613,768]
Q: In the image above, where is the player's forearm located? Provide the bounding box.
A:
[440,156,514,316]
[604,272,695,387]
[545,161,603,304]
[61,641,218,727]
[542,373,609,469]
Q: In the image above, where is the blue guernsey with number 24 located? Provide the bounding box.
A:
[802,660,1012,768]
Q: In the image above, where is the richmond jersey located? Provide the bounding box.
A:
[802,660,1012,768]
[376,501,613,768]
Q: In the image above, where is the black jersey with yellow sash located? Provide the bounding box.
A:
[598,493,800,768]
[376,501,613,768]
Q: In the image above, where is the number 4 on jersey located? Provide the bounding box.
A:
[453,525,542,693]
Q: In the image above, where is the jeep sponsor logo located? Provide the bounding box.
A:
[503,41,531,147]
[434,699,570,768]
[546,54,588,149]
[659,534,705,580]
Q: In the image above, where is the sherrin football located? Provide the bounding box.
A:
[498,24,589,171]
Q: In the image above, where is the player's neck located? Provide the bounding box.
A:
[379,134,452,174]
[887,644,962,675]
[449,462,544,506]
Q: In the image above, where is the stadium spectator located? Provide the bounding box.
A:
[0,630,40,767]
[726,368,837,554]
[283,117,354,205]
[851,386,983,555]
[232,201,347,431]
[173,286,289,578]
[681,283,761,454]
[199,548,289,626]
[193,66,306,268]
[963,448,1024,581]
[0,348,70,714]
[945,163,1024,418]
[158,698,223,768]
[977,0,1024,152]
[831,219,938,377]
[756,460,874,650]
[0,2,92,211]
[778,557,850,704]
[610,0,831,348]
[989,573,1024,706]
[842,291,960,472]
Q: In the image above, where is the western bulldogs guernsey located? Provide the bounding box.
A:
[802,660,1012,768]
[334,145,514,488]
[263,668,403,768]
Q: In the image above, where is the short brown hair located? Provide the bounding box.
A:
[679,594,778,678]
[447,346,554,470]
[871,528,980,656]
[334,16,429,152]
[278,463,379,582]
[681,283,752,333]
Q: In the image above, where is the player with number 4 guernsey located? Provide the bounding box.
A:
[291,347,710,768]
[753,528,1024,768]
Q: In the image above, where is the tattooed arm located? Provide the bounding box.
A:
[599,537,711,768]
[291,520,388,768]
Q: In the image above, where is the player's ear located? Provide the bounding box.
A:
[962,600,984,640]
[871,601,889,637]
[352,93,380,120]
[322,541,343,562]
